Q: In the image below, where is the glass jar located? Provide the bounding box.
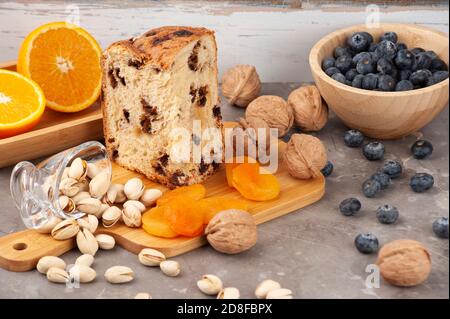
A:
[10,141,111,229]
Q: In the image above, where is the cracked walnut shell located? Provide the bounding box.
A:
[205,209,257,254]
[376,239,431,287]
[288,85,328,132]
[222,65,261,107]
[283,133,327,179]
[245,95,293,137]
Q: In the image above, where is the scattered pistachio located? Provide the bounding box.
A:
[102,206,122,228]
[140,189,162,207]
[197,274,223,296]
[122,205,142,227]
[159,260,181,277]
[68,264,97,283]
[89,170,110,199]
[77,197,102,216]
[217,287,240,299]
[138,248,166,266]
[47,267,69,284]
[124,178,144,200]
[68,158,88,181]
[77,214,98,233]
[36,256,66,274]
[266,288,293,299]
[123,200,146,213]
[51,219,79,240]
[95,234,115,250]
[111,184,127,203]
[76,228,99,256]
[255,279,282,299]
[36,216,62,234]
[104,266,134,284]
[134,292,152,299]
[75,254,95,267]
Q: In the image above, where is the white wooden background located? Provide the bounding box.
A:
[0,1,448,82]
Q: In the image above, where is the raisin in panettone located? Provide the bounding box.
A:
[101,26,223,188]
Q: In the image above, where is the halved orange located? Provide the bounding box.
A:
[0,70,46,138]
[17,22,101,113]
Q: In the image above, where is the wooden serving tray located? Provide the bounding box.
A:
[0,139,325,272]
[0,61,103,168]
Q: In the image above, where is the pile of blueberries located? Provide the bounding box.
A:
[322,31,449,91]
[321,129,448,255]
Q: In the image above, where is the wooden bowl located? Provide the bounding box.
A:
[309,23,449,139]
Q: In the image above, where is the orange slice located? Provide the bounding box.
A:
[0,70,45,138]
[17,22,102,113]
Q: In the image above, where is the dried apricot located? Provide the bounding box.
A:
[225,156,256,187]
[157,184,206,206]
[199,197,250,224]
[142,206,178,238]
[163,197,205,237]
[231,162,280,201]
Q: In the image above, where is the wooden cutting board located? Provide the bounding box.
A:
[0,130,325,272]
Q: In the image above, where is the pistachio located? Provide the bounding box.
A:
[111,184,127,203]
[58,195,76,214]
[61,167,70,180]
[217,287,240,299]
[122,205,142,227]
[47,267,69,283]
[77,215,98,233]
[76,228,99,256]
[86,162,101,179]
[51,219,79,240]
[95,234,115,250]
[71,191,91,205]
[104,266,134,284]
[89,170,110,199]
[255,279,282,299]
[134,292,152,299]
[124,178,144,200]
[68,264,97,283]
[197,274,223,295]
[59,178,81,197]
[140,189,162,207]
[266,288,293,299]
[102,185,117,205]
[159,260,181,277]
[36,256,66,274]
[75,254,95,267]
[77,179,90,193]
[102,206,122,228]
[138,248,166,266]
[36,216,62,234]
[68,157,88,181]
[77,197,102,216]
[123,200,146,213]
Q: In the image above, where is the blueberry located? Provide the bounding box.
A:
[412,52,432,71]
[362,179,382,198]
[426,77,436,87]
[376,204,399,224]
[345,68,359,81]
[380,159,402,179]
[334,46,353,59]
[351,74,364,88]
[430,58,449,72]
[362,73,379,90]
[424,50,438,60]
[369,43,378,52]
[411,140,433,159]
[325,67,341,77]
[321,161,334,177]
[396,43,407,51]
[377,58,394,75]
[378,74,396,91]
[410,69,433,87]
[369,51,381,63]
[353,52,372,65]
[376,40,397,60]
[380,31,398,43]
[395,49,414,70]
[395,80,414,91]
[433,70,449,83]
[370,172,391,189]
[433,217,449,239]
[355,233,379,254]
[331,72,347,84]
[356,58,375,75]
[410,173,434,193]
[322,57,335,70]
[344,129,365,147]
[339,198,361,216]
[361,31,374,44]
[399,69,412,81]
[335,55,354,73]
[347,32,370,52]
[362,142,385,161]
[411,47,425,55]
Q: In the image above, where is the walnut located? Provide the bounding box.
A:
[245,95,293,137]
[283,133,327,179]
[205,209,257,254]
[288,85,328,132]
[376,239,432,287]
[222,65,261,107]
[231,117,271,157]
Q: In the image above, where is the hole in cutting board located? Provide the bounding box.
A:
[13,243,27,251]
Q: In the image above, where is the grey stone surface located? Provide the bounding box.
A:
[0,83,448,299]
